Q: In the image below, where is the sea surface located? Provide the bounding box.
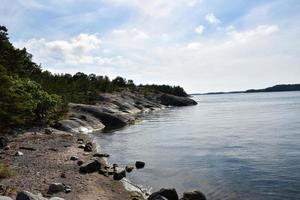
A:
[94,91,300,200]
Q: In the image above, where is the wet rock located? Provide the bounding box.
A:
[112,163,118,169]
[48,183,65,194]
[84,142,93,152]
[70,156,78,161]
[159,94,197,107]
[125,165,134,173]
[93,153,109,158]
[148,195,168,200]
[77,160,84,166]
[0,196,13,200]
[181,191,206,200]
[135,161,145,169]
[148,188,179,200]
[79,160,101,174]
[15,151,24,156]
[16,191,48,200]
[0,137,8,149]
[113,169,126,180]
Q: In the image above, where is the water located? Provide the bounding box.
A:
[94,92,300,200]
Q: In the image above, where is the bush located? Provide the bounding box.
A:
[0,163,15,179]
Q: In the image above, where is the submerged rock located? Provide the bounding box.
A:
[148,188,179,200]
[135,161,145,169]
[181,191,206,200]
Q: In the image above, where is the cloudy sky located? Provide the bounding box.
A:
[1,0,299,93]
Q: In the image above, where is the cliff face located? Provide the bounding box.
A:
[54,92,197,133]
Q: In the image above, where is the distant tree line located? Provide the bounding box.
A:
[0,26,188,128]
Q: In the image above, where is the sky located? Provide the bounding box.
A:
[1,0,300,93]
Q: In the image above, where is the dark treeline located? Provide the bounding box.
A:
[245,84,300,93]
[0,26,187,128]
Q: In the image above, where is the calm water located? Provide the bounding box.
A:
[94,92,300,200]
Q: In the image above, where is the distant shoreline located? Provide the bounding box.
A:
[191,84,300,95]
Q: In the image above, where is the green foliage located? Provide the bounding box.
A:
[140,84,188,97]
[0,163,16,179]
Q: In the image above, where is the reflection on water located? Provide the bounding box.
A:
[94,92,300,200]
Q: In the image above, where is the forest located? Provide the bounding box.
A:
[0,26,187,128]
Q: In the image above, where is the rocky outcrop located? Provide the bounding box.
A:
[54,91,196,133]
[159,94,197,106]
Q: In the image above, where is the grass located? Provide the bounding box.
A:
[0,162,16,179]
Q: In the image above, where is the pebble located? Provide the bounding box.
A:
[15,151,24,156]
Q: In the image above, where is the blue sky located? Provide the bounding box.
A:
[1,0,299,92]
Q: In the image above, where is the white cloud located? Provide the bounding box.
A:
[205,13,221,25]
[195,25,205,34]
[227,24,279,43]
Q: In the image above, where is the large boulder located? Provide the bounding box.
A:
[113,169,126,180]
[135,161,145,169]
[16,191,48,200]
[79,160,101,174]
[148,188,179,200]
[159,94,197,106]
[181,191,206,200]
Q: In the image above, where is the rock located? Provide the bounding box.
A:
[77,139,84,144]
[78,144,85,149]
[0,137,8,149]
[70,156,78,161]
[112,163,118,169]
[148,188,179,200]
[113,169,126,180]
[130,191,144,200]
[93,153,109,158]
[48,183,65,194]
[3,146,10,151]
[84,142,93,152]
[181,191,206,200]
[60,172,66,178]
[135,161,145,169]
[0,196,13,200]
[16,191,48,200]
[15,151,24,156]
[77,160,84,166]
[79,160,101,174]
[19,147,36,151]
[159,94,197,107]
[49,198,65,200]
[125,165,134,173]
[44,128,53,135]
[148,195,168,200]
[64,185,71,193]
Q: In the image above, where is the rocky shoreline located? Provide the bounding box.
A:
[0,91,206,200]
